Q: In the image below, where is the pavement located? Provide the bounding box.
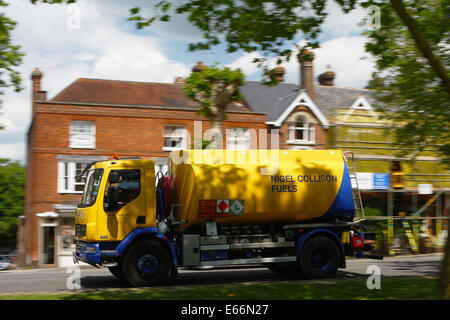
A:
[0,253,444,294]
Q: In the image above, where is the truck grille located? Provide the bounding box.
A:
[75,224,86,237]
[75,240,84,253]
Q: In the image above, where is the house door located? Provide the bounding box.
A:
[42,226,55,264]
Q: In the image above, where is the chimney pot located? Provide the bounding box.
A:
[174,76,185,84]
[270,66,285,82]
[31,67,42,80]
[192,61,207,73]
[318,65,335,86]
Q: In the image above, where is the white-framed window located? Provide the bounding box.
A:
[58,161,90,193]
[288,115,315,144]
[227,128,251,150]
[69,121,96,149]
[163,125,187,151]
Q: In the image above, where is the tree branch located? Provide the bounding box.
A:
[390,0,450,96]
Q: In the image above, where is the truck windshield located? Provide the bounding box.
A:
[80,168,104,207]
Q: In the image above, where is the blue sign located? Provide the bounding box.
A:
[373,173,390,190]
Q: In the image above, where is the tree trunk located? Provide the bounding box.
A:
[438,233,450,299]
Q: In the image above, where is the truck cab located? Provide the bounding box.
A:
[74,159,160,266]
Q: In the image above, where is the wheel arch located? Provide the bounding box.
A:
[115,227,178,269]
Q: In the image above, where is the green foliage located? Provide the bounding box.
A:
[30,0,76,3]
[0,159,25,249]
[0,0,25,111]
[363,206,383,217]
[183,64,244,126]
[192,138,213,149]
[363,0,450,166]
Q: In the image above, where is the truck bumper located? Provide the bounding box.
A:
[74,242,101,266]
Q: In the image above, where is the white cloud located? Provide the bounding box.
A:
[226,52,263,76]
[321,1,367,38]
[0,0,192,162]
[227,36,375,89]
[313,36,375,88]
[0,96,30,164]
[0,143,26,162]
[282,36,375,88]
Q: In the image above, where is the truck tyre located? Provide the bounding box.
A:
[108,265,125,280]
[122,239,171,287]
[296,236,340,279]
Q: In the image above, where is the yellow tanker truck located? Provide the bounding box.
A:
[73,149,379,286]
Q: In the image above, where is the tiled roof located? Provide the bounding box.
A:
[51,78,256,113]
[241,81,378,122]
[51,78,200,109]
[240,81,301,123]
[50,78,379,120]
[315,85,379,116]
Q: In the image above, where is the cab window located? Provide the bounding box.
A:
[104,169,140,211]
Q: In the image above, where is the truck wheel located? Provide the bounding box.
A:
[297,236,340,279]
[122,240,171,287]
[108,265,125,280]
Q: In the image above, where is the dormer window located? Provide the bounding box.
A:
[288,115,315,144]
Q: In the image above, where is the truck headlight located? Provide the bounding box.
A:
[84,245,97,254]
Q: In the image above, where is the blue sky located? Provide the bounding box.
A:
[0,0,375,163]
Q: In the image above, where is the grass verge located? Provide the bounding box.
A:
[0,276,439,300]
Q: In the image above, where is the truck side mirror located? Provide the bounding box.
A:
[109,171,120,184]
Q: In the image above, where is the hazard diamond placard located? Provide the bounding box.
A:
[230,199,244,216]
[216,200,229,214]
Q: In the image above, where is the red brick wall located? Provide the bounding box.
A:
[33,103,267,156]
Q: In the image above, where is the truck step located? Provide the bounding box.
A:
[200,241,295,251]
[200,256,297,267]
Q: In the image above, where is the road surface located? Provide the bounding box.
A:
[0,253,443,294]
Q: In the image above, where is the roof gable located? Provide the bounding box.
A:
[266,90,329,128]
[350,96,373,110]
[241,81,329,128]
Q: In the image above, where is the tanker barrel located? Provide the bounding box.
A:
[170,149,355,231]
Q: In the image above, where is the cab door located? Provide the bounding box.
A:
[98,167,146,241]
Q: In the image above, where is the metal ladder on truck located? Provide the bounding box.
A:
[343,151,365,221]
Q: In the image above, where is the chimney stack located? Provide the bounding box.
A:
[192,61,207,73]
[318,64,335,86]
[299,49,315,100]
[31,68,46,118]
[174,76,185,84]
[31,67,42,92]
[270,66,285,83]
